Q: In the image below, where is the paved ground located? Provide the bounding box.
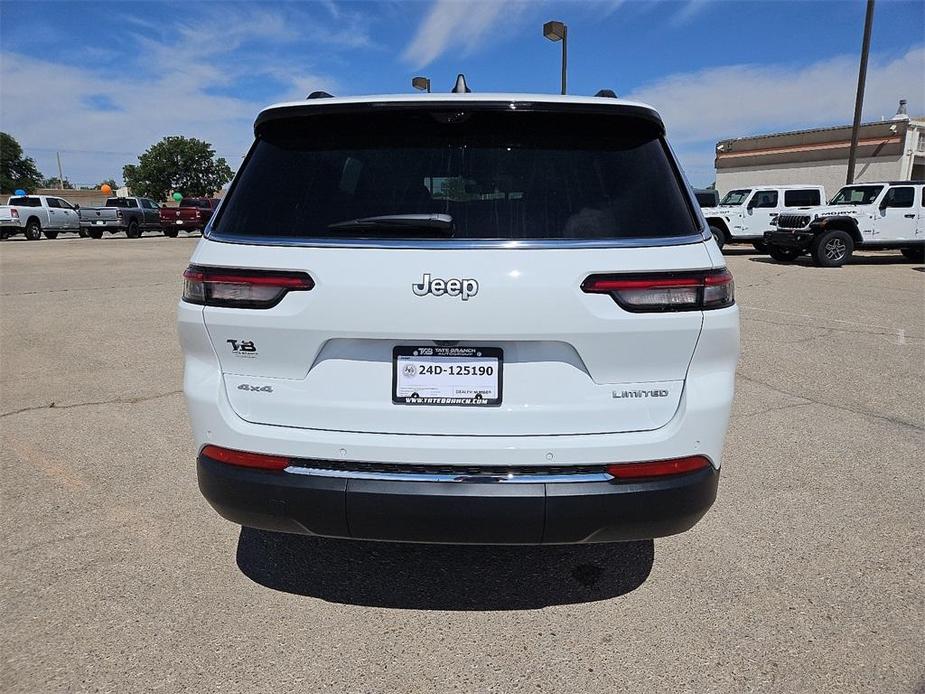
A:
[1,234,923,693]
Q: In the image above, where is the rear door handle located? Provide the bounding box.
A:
[904,214,916,218]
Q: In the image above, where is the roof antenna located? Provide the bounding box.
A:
[451,74,471,93]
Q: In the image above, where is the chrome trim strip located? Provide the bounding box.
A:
[203,228,709,250]
[283,466,613,484]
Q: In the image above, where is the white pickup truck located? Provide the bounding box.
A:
[0,195,81,240]
[702,185,826,251]
[764,181,924,266]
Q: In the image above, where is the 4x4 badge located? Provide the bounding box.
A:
[237,383,273,393]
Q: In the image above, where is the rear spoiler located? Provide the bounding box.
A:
[254,100,665,137]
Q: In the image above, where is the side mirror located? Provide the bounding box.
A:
[74,204,80,210]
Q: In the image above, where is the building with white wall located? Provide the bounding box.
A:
[714,100,924,198]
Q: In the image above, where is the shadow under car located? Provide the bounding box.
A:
[236,528,654,611]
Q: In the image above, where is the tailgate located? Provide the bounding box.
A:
[81,208,119,222]
[196,242,713,436]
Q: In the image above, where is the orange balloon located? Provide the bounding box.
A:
[100,184,112,194]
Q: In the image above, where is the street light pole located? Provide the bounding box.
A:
[543,20,568,95]
[560,25,567,95]
[846,0,875,185]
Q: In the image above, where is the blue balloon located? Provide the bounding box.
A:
[14,189,26,195]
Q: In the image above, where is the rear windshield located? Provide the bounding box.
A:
[214,109,698,240]
[180,198,213,209]
[8,197,40,207]
[106,198,137,208]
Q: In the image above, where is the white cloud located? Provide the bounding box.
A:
[623,46,925,184]
[671,0,711,26]
[403,0,529,67]
[0,7,344,186]
[625,46,925,144]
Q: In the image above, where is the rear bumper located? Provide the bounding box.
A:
[197,453,719,544]
[81,221,125,230]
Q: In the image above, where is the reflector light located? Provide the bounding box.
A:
[10,209,19,219]
[200,445,290,471]
[582,269,734,312]
[182,265,314,308]
[606,455,711,479]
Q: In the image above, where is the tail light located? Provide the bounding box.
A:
[116,209,124,219]
[606,455,711,479]
[182,264,314,309]
[581,269,734,312]
[10,209,19,219]
[200,445,290,471]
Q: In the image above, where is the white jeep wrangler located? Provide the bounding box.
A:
[765,181,925,267]
[702,185,826,251]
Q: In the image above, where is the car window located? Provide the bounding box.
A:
[215,109,698,240]
[9,197,41,207]
[751,190,778,208]
[59,199,75,210]
[882,186,914,208]
[784,189,821,207]
[45,198,61,208]
[719,189,750,206]
[140,199,154,209]
[694,191,718,207]
[830,185,883,205]
[180,198,213,209]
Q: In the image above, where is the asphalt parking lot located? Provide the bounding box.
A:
[1,234,923,693]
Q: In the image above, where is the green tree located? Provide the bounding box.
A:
[123,136,233,201]
[42,176,74,189]
[0,132,43,193]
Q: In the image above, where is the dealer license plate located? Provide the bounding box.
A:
[393,346,502,406]
[176,220,184,225]
[95,220,104,225]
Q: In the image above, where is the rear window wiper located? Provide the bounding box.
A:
[327,214,454,233]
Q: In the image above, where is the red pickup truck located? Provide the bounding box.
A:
[160,198,219,237]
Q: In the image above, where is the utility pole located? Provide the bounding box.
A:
[846,0,875,185]
[56,152,65,189]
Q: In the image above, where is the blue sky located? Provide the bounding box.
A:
[1,0,923,187]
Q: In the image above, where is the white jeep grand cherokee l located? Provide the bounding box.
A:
[178,91,740,544]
